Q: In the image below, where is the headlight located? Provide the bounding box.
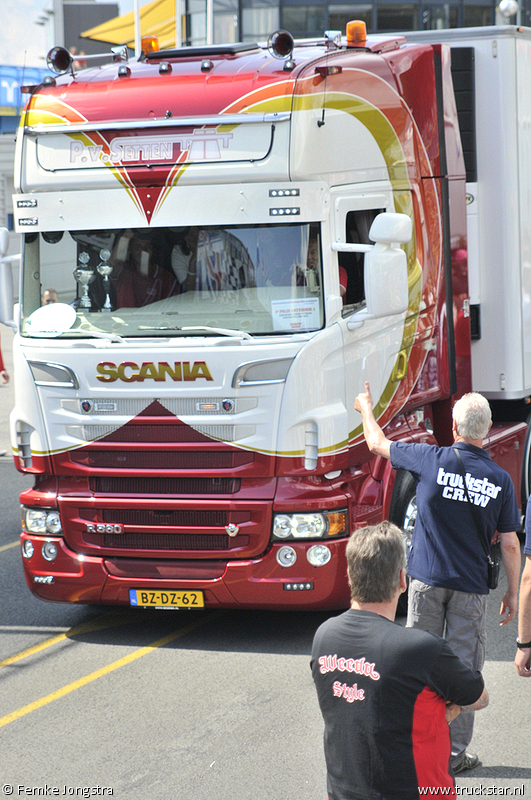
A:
[272,510,347,540]
[22,507,63,535]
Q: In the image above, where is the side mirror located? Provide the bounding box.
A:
[347,213,411,328]
[369,212,412,245]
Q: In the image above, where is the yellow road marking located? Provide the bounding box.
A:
[0,613,142,668]
[0,540,19,553]
[0,612,221,729]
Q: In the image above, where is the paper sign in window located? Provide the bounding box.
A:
[271,298,320,331]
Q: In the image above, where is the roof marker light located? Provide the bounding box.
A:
[346,20,367,48]
[315,65,342,77]
[142,36,159,54]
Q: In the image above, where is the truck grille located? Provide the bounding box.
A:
[88,477,240,494]
[63,495,270,560]
[93,532,232,550]
[80,508,248,526]
[86,424,234,443]
[70,450,254,470]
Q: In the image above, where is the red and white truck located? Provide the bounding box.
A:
[1,23,530,610]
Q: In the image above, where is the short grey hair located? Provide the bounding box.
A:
[346,521,407,604]
[452,392,491,441]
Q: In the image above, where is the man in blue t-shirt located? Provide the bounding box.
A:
[354,382,521,774]
[515,498,531,676]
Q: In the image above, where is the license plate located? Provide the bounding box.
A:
[129,589,204,609]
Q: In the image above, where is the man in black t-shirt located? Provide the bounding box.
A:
[311,522,488,800]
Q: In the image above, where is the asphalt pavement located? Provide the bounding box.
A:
[0,324,14,458]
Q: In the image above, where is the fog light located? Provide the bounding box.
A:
[307,544,331,567]
[22,540,34,559]
[42,541,58,562]
[276,545,297,567]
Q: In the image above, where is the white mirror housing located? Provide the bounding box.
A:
[364,244,409,318]
[369,212,412,245]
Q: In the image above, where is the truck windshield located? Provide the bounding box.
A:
[21,224,324,338]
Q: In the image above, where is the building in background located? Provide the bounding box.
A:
[81,0,528,49]
[0,1,118,264]
[35,0,119,56]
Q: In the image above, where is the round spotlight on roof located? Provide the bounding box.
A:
[47,46,73,75]
[268,30,295,59]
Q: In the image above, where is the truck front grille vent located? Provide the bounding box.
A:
[94,424,232,443]
[103,533,230,550]
[70,450,253,470]
[88,477,240,494]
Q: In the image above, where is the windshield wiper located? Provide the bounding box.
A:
[181,326,254,340]
[75,330,127,343]
[139,325,253,340]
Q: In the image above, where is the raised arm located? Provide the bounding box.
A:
[354,381,392,460]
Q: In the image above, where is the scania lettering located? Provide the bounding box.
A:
[2,23,530,610]
[95,361,214,382]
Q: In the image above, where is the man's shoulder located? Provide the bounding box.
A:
[390,440,437,471]
[313,610,444,654]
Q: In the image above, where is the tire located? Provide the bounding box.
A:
[388,469,417,617]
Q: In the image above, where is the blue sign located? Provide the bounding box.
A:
[0,65,52,114]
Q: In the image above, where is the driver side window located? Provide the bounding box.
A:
[340,209,383,310]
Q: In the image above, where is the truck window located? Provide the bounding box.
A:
[21,224,325,338]
[341,209,383,311]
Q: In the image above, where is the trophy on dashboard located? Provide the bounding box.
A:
[96,248,113,312]
[73,251,96,310]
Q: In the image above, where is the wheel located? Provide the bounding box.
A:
[388,469,417,616]
[389,469,417,550]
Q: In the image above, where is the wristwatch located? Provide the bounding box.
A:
[516,637,531,649]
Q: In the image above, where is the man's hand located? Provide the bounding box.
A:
[445,702,461,724]
[499,591,517,626]
[515,647,531,677]
[354,381,392,460]
[354,381,373,415]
